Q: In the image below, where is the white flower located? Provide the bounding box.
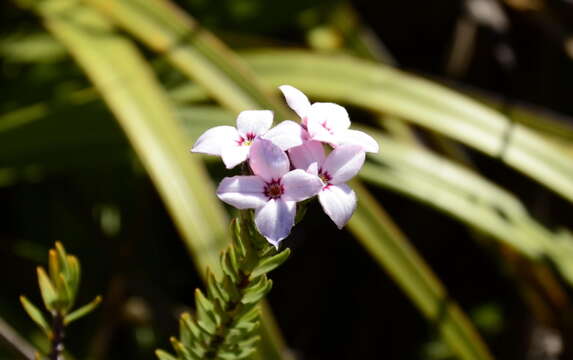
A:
[192,110,303,169]
[279,85,379,153]
[289,141,365,229]
[217,139,323,247]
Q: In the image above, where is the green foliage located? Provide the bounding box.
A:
[58,0,495,357]
[6,0,573,358]
[21,242,100,321]
[157,217,290,360]
[19,296,50,337]
[242,50,573,204]
[20,242,101,358]
[26,1,289,358]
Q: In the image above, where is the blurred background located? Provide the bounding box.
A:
[2,0,573,359]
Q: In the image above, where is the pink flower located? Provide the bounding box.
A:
[279,85,379,153]
[217,139,323,247]
[289,141,365,229]
[192,110,304,169]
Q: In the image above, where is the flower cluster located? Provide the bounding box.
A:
[192,85,378,247]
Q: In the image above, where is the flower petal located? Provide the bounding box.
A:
[278,85,311,120]
[338,129,379,153]
[255,199,296,247]
[249,138,290,182]
[307,162,319,176]
[236,110,273,137]
[262,120,305,150]
[217,176,267,209]
[306,118,338,144]
[191,126,239,155]
[221,144,250,169]
[322,145,365,184]
[318,183,357,229]
[288,140,326,171]
[307,102,351,133]
[282,169,323,202]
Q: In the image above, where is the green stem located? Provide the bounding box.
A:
[203,216,270,358]
[161,215,290,360]
[203,271,250,358]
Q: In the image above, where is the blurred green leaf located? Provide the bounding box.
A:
[19,296,51,336]
[249,249,291,279]
[156,349,178,360]
[34,0,228,273]
[66,255,80,303]
[358,128,573,286]
[349,182,492,360]
[31,2,288,359]
[84,0,291,117]
[36,267,58,311]
[243,50,573,204]
[64,296,102,325]
[0,32,66,63]
[54,242,70,281]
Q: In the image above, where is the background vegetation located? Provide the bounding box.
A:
[1,0,573,359]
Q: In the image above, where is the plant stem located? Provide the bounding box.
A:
[203,271,250,358]
[49,312,65,360]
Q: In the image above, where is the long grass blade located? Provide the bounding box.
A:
[349,182,493,360]
[83,0,290,118]
[32,1,228,267]
[359,129,573,285]
[243,50,573,204]
[28,3,288,359]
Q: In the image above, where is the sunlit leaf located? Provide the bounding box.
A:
[19,296,51,336]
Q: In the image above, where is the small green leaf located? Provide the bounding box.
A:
[237,335,260,349]
[171,337,198,360]
[179,315,192,345]
[221,275,241,303]
[181,313,207,341]
[227,244,240,275]
[235,345,257,359]
[242,279,273,304]
[226,326,254,345]
[231,218,247,259]
[57,273,72,311]
[194,290,217,333]
[220,251,238,283]
[37,266,58,311]
[236,319,259,332]
[187,342,206,359]
[250,248,291,278]
[178,315,206,352]
[66,255,81,300]
[155,349,178,360]
[64,295,102,325]
[219,335,260,359]
[54,241,70,280]
[19,295,51,336]
[234,304,259,324]
[206,269,228,304]
[48,249,60,286]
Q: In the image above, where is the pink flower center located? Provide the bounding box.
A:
[319,168,332,186]
[237,132,257,146]
[321,121,332,133]
[264,179,284,199]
